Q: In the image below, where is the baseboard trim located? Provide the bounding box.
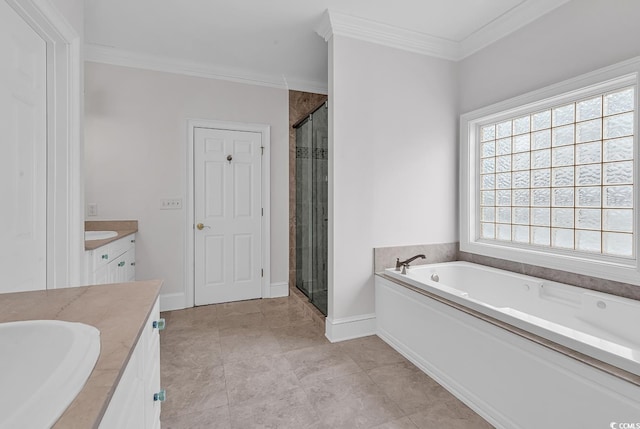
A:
[325,313,376,343]
[269,282,289,298]
[160,292,186,312]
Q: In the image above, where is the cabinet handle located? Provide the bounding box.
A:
[131,239,135,243]
[152,318,166,330]
[130,262,136,266]
[101,254,109,260]
[153,389,166,402]
[117,261,125,267]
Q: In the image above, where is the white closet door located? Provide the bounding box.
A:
[194,127,263,305]
[0,1,47,292]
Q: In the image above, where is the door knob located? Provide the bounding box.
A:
[196,223,210,230]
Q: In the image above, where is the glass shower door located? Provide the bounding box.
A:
[295,120,312,299]
[311,104,328,314]
[295,102,328,315]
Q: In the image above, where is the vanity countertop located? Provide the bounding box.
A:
[0,280,162,428]
[85,220,138,251]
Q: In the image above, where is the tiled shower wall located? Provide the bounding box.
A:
[289,91,328,292]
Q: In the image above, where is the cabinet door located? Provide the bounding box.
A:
[125,247,136,282]
[108,254,126,284]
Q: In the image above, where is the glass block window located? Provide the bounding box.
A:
[478,87,635,258]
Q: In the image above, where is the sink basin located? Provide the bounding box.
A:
[0,320,100,429]
[85,230,118,241]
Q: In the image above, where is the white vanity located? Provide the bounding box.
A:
[86,233,136,284]
[99,297,163,429]
[84,220,138,285]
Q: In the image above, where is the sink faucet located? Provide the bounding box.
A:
[395,254,426,272]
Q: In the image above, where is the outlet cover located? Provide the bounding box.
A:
[87,203,98,216]
[161,198,183,210]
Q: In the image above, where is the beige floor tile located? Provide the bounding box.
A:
[161,330,223,369]
[263,306,313,328]
[214,311,267,331]
[371,416,420,429]
[228,387,318,429]
[224,354,300,405]
[161,364,228,418]
[160,300,492,429]
[256,296,296,315]
[272,321,329,352]
[408,400,494,429]
[367,361,441,414]
[161,404,231,429]
[340,335,408,371]
[304,372,404,429]
[214,300,262,318]
[219,326,282,362]
[284,343,362,384]
[166,305,219,331]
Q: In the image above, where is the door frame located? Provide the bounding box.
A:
[185,119,271,308]
[5,0,84,289]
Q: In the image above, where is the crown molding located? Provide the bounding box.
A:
[316,1,569,61]
[460,0,571,58]
[84,44,328,94]
[316,10,459,61]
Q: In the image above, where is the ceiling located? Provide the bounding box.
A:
[84,0,569,93]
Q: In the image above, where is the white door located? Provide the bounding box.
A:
[194,127,263,305]
[0,1,47,293]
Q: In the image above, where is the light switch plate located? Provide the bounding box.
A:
[161,198,183,210]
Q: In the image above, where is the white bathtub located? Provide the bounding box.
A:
[0,320,101,429]
[376,261,640,429]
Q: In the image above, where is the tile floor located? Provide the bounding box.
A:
[159,296,493,429]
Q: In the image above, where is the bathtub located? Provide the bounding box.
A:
[375,261,640,429]
[0,320,100,429]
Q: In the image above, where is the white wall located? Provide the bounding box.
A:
[329,35,458,335]
[459,0,640,114]
[84,63,288,308]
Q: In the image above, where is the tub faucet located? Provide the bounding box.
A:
[395,254,426,272]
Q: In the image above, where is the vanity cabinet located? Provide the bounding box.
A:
[99,297,163,429]
[86,234,136,285]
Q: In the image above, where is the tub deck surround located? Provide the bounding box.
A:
[84,220,138,250]
[0,280,162,428]
[376,243,640,302]
[373,243,459,273]
[378,262,640,387]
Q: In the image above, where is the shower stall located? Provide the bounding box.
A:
[294,101,328,315]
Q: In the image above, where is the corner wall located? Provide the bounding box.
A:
[328,35,458,340]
